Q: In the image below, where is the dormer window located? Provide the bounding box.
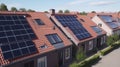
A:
[46,34,62,44]
[34,19,45,25]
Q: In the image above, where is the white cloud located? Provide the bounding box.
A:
[68,0,86,5]
[90,1,117,6]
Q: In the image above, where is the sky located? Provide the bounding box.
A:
[0,0,120,12]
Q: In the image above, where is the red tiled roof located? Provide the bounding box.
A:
[51,13,96,44]
[0,12,72,66]
[77,15,106,37]
[87,13,120,31]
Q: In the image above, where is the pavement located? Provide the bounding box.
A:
[92,47,120,67]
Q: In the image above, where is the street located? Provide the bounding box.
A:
[92,47,120,67]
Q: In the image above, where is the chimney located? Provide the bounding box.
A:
[49,9,55,15]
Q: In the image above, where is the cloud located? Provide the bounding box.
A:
[68,0,86,5]
[90,1,117,6]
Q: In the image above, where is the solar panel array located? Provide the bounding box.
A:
[99,15,118,29]
[0,15,37,60]
[55,15,91,40]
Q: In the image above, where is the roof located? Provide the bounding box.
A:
[77,15,106,37]
[88,13,120,31]
[0,12,72,66]
[50,13,96,44]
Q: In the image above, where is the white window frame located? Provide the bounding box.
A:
[65,48,70,60]
[88,40,93,50]
[37,56,47,67]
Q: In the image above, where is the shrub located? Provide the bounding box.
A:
[100,46,113,56]
[69,62,79,67]
[77,54,100,67]
[76,48,86,62]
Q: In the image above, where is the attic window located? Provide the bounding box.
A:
[34,19,45,25]
[46,34,62,44]
[80,19,85,22]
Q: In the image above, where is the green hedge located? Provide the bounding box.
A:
[70,54,100,67]
[100,43,120,56]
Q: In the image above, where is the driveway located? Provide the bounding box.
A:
[92,47,120,67]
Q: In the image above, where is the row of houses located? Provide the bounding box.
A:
[0,9,120,67]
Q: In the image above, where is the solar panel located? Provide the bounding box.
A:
[0,14,37,60]
[99,15,118,29]
[99,15,113,22]
[55,15,91,40]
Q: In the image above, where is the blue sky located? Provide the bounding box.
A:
[0,0,120,12]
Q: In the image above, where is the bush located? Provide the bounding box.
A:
[69,62,79,67]
[100,43,120,56]
[100,47,113,55]
[77,54,100,67]
[76,48,86,62]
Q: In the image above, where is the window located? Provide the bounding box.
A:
[34,19,44,25]
[37,56,47,67]
[101,37,104,45]
[92,26,102,35]
[65,48,71,60]
[88,40,93,50]
[24,60,34,67]
[46,34,62,44]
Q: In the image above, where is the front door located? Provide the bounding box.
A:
[58,51,63,67]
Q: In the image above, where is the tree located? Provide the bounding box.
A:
[19,8,26,12]
[76,48,86,62]
[0,3,8,11]
[64,9,70,13]
[80,11,87,15]
[11,7,17,11]
[107,36,114,46]
[27,9,35,12]
[44,11,48,13]
[58,10,63,13]
[91,11,96,13]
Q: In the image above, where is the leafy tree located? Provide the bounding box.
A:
[11,7,17,11]
[113,34,119,42]
[107,36,114,46]
[80,11,87,15]
[64,9,70,13]
[27,9,35,12]
[58,10,63,13]
[91,11,96,13]
[107,34,119,46]
[44,11,48,13]
[76,48,86,62]
[0,3,8,11]
[19,8,26,12]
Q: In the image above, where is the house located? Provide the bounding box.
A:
[77,15,106,50]
[0,12,72,67]
[88,13,120,36]
[49,9,98,55]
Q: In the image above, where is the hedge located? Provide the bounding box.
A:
[70,54,100,67]
[100,43,120,56]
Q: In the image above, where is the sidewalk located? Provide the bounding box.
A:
[92,47,120,67]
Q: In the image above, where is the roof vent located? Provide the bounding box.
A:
[49,9,55,15]
[40,44,48,49]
